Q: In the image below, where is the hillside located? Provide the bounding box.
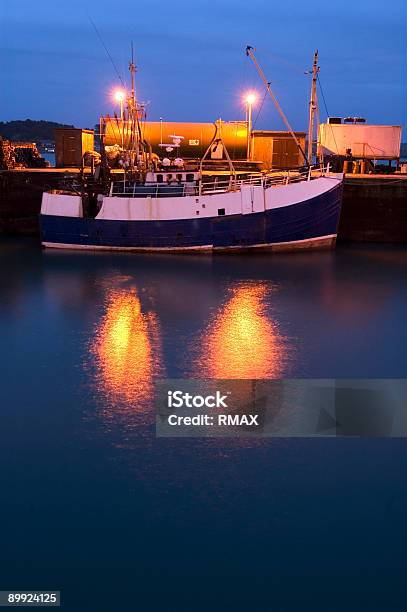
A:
[0,119,75,143]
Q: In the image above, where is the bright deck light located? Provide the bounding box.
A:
[114,90,126,103]
[245,93,257,105]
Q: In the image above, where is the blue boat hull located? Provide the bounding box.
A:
[40,182,342,252]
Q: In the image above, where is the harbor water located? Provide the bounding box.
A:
[1,238,407,610]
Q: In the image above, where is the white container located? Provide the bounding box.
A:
[318,124,402,159]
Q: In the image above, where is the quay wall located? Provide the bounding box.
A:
[1,169,407,243]
[0,169,80,235]
[339,175,407,243]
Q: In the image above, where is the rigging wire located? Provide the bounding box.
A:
[317,73,340,155]
[267,52,308,76]
[249,53,306,128]
[88,16,125,88]
[246,46,308,166]
[316,74,330,119]
[253,87,269,128]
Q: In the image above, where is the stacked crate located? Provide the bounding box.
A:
[0,138,16,170]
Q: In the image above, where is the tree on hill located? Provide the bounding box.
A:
[0,119,75,143]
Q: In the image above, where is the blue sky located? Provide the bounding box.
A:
[0,0,405,131]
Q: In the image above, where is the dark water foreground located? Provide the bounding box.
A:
[1,238,407,611]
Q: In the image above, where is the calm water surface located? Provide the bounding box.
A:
[1,238,407,610]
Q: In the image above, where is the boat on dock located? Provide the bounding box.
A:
[39,49,343,253]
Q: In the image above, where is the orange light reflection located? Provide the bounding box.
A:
[92,290,162,413]
[197,284,287,379]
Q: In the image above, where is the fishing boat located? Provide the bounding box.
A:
[40,162,342,252]
[39,49,344,253]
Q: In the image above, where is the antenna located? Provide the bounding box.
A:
[246,45,309,167]
[307,50,320,164]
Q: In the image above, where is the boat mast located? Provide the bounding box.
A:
[307,50,320,164]
[128,47,137,155]
[126,44,147,170]
[130,62,136,110]
[246,46,309,167]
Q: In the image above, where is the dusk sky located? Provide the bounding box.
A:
[1,0,405,131]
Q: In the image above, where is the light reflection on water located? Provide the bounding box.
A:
[86,278,290,449]
[90,288,163,423]
[89,280,289,414]
[194,282,288,379]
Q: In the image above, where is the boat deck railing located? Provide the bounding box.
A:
[110,163,332,197]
